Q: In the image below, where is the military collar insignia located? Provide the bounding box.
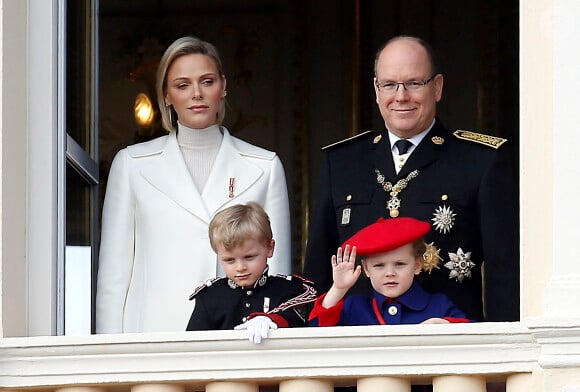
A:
[227,266,269,290]
[431,136,444,145]
[453,130,507,149]
[444,248,475,283]
[227,278,238,289]
[373,134,382,144]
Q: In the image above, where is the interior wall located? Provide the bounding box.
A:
[98,0,519,272]
[99,1,311,271]
[305,0,519,265]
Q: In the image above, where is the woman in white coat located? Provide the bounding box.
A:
[96,36,291,333]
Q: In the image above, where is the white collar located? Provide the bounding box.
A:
[387,119,435,153]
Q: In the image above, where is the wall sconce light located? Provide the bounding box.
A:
[134,92,154,127]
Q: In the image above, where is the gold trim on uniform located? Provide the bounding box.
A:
[453,130,507,149]
[432,205,456,234]
[444,248,476,283]
[322,130,373,150]
[422,242,442,274]
[431,136,445,145]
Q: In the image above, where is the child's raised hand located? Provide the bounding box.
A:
[331,245,361,290]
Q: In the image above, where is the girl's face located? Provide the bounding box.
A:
[164,53,226,129]
[362,243,422,298]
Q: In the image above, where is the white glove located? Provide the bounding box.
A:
[234,315,278,344]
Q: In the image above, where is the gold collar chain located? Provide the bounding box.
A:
[374,168,419,217]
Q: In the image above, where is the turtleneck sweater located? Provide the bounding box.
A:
[177,122,223,192]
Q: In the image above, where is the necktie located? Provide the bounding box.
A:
[394,139,413,155]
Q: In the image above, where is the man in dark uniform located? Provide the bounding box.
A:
[303,35,519,322]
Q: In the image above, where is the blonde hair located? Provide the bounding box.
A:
[209,202,273,252]
[411,238,427,258]
[156,36,226,132]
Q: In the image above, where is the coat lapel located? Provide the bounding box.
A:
[397,121,448,178]
[372,130,397,181]
[202,129,263,216]
[139,132,212,223]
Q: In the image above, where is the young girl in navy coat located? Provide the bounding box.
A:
[309,217,470,326]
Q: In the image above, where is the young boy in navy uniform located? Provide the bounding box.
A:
[186,202,317,343]
[309,217,470,326]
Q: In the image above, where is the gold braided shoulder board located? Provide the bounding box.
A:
[453,130,507,149]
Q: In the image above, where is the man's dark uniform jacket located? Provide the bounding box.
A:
[303,120,519,322]
[186,270,317,331]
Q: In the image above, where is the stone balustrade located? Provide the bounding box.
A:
[2,320,579,391]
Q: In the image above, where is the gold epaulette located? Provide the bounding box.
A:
[322,130,374,150]
[453,130,507,149]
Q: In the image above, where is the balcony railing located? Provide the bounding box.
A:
[3,320,579,391]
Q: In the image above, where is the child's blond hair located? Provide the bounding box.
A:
[209,202,273,252]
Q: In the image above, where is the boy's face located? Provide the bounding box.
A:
[362,243,422,298]
[217,238,274,288]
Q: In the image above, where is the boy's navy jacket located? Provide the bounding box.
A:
[187,271,317,330]
[309,281,470,326]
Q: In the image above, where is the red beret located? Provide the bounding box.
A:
[341,217,430,256]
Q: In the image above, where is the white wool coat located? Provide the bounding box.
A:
[96,128,291,333]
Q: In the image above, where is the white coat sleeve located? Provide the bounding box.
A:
[96,149,136,333]
[262,155,291,275]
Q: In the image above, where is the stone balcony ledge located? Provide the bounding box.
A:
[0,321,554,390]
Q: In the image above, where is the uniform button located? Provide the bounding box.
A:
[242,317,247,322]
[245,303,251,308]
[441,194,448,201]
[346,194,352,201]
[246,291,253,296]
[388,305,398,316]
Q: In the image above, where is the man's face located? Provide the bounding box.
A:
[374,39,443,138]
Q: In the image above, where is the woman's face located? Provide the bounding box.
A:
[164,53,226,129]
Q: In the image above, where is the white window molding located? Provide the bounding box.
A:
[26,0,62,337]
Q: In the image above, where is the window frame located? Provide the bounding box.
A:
[24,0,100,336]
[9,0,550,337]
